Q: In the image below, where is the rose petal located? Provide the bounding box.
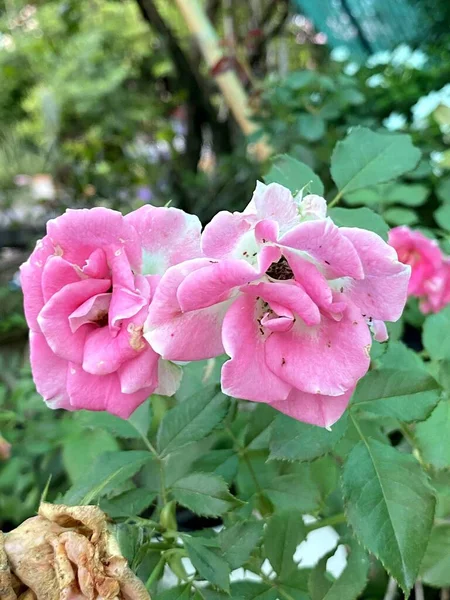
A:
[20,237,55,331]
[177,259,260,312]
[252,182,299,232]
[221,294,292,402]
[118,345,159,394]
[242,280,321,326]
[280,218,364,280]
[270,387,353,428]
[145,259,227,360]
[67,368,150,417]
[342,227,410,322]
[125,204,202,275]
[154,360,183,396]
[41,256,81,303]
[47,207,141,270]
[265,302,371,396]
[202,211,258,260]
[30,331,71,410]
[38,279,111,363]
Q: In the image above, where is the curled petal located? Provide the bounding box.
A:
[145,259,227,361]
[38,279,111,364]
[177,259,260,312]
[242,281,321,326]
[221,294,292,402]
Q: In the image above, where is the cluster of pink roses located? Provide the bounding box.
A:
[21,183,410,428]
[389,226,450,314]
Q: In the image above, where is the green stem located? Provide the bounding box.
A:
[136,429,168,507]
[225,425,263,495]
[306,513,346,532]
[145,555,166,590]
[328,189,344,208]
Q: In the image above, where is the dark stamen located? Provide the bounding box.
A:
[266,256,294,281]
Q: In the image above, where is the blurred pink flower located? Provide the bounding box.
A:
[389,226,449,314]
[21,205,201,417]
[146,182,410,428]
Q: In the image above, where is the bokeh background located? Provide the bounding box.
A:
[0,0,449,532]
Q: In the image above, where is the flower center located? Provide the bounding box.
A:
[95,310,109,328]
[266,256,294,281]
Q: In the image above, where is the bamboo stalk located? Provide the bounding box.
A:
[174,0,271,160]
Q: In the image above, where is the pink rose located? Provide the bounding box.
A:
[21,205,201,417]
[389,226,449,314]
[145,183,410,428]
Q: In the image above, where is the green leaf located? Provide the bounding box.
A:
[264,510,306,578]
[416,400,450,469]
[77,410,142,438]
[331,127,421,195]
[437,177,450,203]
[157,386,229,457]
[230,582,278,600]
[309,541,369,600]
[219,520,264,569]
[270,413,347,462]
[171,473,240,516]
[193,449,239,484]
[128,400,151,437]
[62,429,119,483]
[154,585,191,600]
[423,306,450,360]
[350,369,440,422]
[346,183,428,208]
[297,114,326,142]
[328,207,389,241]
[63,451,152,505]
[310,456,340,504]
[285,70,316,90]
[277,571,311,600]
[420,524,450,587]
[245,404,278,450]
[342,436,435,593]
[435,204,450,232]
[384,207,418,226]
[378,341,425,371]
[100,488,156,518]
[264,154,324,196]
[183,536,230,592]
[384,183,429,207]
[265,472,320,512]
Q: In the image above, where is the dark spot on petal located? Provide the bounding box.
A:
[281,358,286,366]
[325,260,331,265]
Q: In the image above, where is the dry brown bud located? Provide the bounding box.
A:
[0,503,150,600]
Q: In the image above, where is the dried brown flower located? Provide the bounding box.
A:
[0,503,150,600]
